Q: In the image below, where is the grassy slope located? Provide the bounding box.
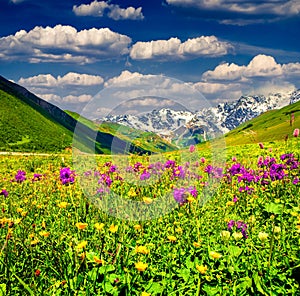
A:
[0,89,73,152]
[65,110,177,153]
[224,100,300,146]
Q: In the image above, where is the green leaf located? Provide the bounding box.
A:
[229,246,243,257]
[253,272,269,296]
[202,284,220,296]
[264,203,283,214]
[147,282,164,295]
[13,274,34,296]
[178,268,190,282]
[0,284,6,296]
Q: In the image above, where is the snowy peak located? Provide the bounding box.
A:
[100,90,299,145]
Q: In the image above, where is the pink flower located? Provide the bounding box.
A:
[293,128,299,138]
[232,156,237,162]
[258,142,264,149]
[200,157,206,163]
[189,145,195,153]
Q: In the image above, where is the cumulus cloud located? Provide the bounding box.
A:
[196,54,299,103]
[202,54,296,81]
[130,36,233,60]
[166,0,300,24]
[0,25,131,63]
[81,70,210,119]
[19,72,104,88]
[73,0,144,20]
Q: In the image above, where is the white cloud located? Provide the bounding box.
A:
[73,0,144,20]
[108,6,144,20]
[0,25,131,63]
[73,0,109,16]
[130,36,233,60]
[36,93,93,105]
[64,94,93,103]
[18,72,104,88]
[202,54,299,81]
[196,54,299,102]
[80,70,210,119]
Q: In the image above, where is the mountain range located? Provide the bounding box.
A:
[102,90,300,146]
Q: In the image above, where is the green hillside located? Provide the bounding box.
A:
[65,110,177,153]
[224,100,300,146]
[0,89,74,152]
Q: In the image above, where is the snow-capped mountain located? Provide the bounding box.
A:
[100,90,300,145]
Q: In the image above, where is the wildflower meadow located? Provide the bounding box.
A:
[0,136,300,295]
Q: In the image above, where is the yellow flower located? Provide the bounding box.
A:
[187,196,195,203]
[94,223,105,231]
[30,239,39,246]
[76,222,88,230]
[41,220,46,229]
[135,246,150,255]
[274,226,281,234]
[175,227,183,233]
[128,187,137,197]
[178,213,183,217]
[15,218,22,225]
[258,232,268,241]
[39,231,50,238]
[29,233,35,239]
[196,265,208,274]
[93,256,104,265]
[134,224,142,230]
[232,232,243,241]
[109,224,118,233]
[193,242,201,248]
[209,251,222,259]
[141,292,151,296]
[220,230,230,240]
[58,201,68,209]
[143,197,153,204]
[17,208,23,213]
[167,235,177,242]
[226,201,235,207]
[21,211,27,217]
[135,261,148,272]
[76,241,88,249]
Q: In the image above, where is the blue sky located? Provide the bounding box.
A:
[0,0,300,115]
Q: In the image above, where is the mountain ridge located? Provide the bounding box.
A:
[101,89,300,145]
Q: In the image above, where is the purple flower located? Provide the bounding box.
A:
[293,177,299,185]
[233,196,238,203]
[187,186,198,198]
[108,165,117,173]
[259,142,264,149]
[60,167,75,185]
[140,170,151,181]
[227,220,235,231]
[32,173,43,182]
[173,188,187,204]
[165,160,176,169]
[0,189,8,198]
[173,166,186,179]
[15,170,26,183]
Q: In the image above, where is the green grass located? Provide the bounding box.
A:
[0,89,74,152]
[224,100,300,146]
